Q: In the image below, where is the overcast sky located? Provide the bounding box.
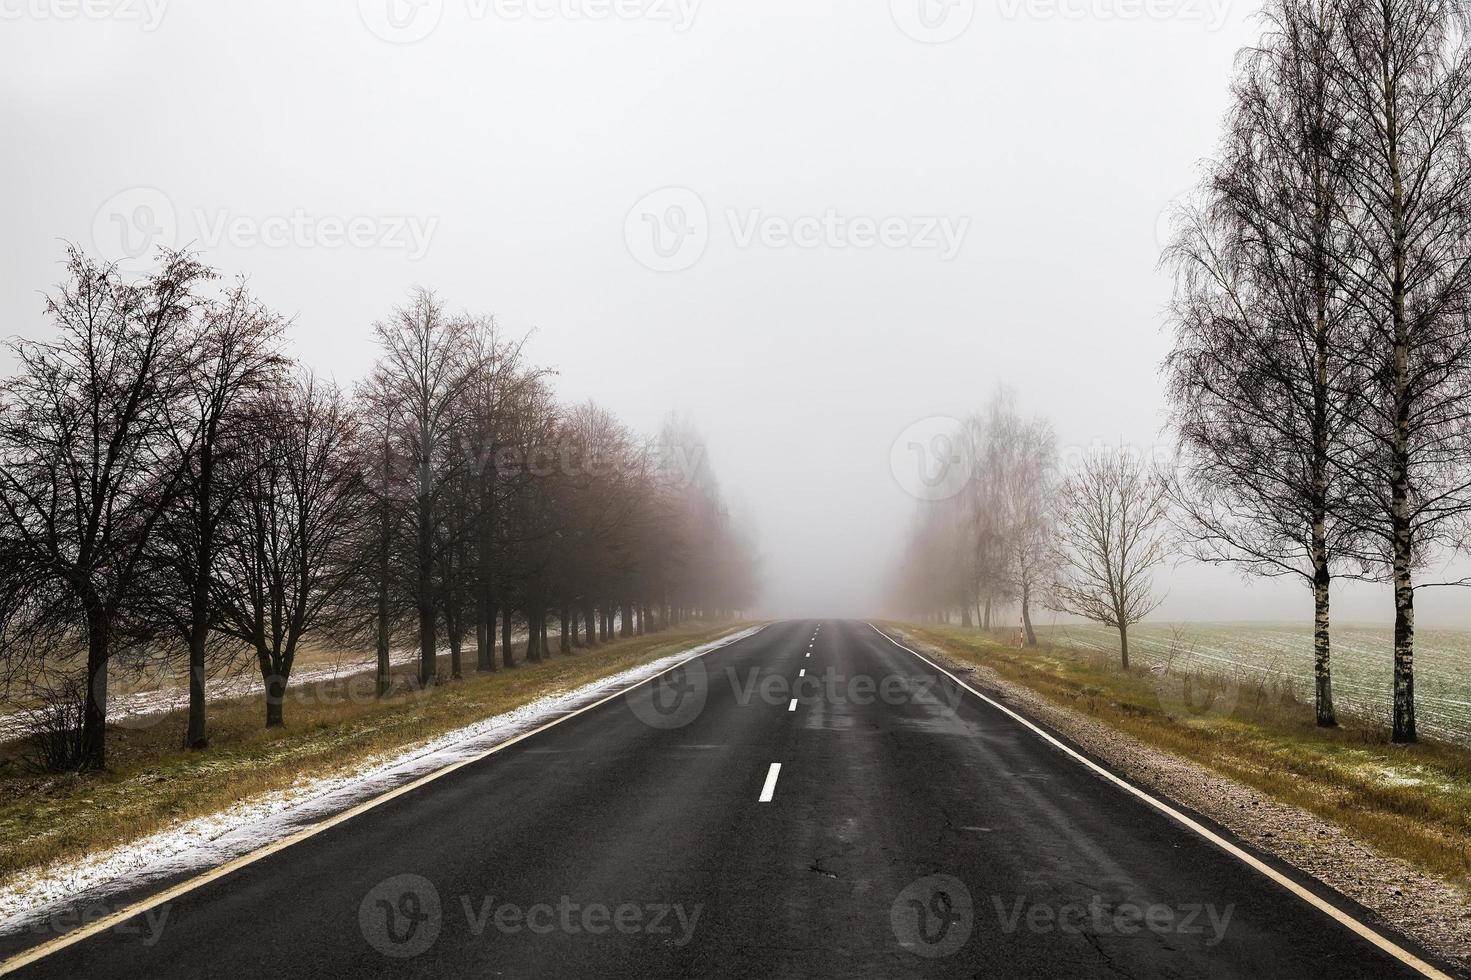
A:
[6,0,1468,625]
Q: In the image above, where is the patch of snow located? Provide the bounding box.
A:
[0,625,762,934]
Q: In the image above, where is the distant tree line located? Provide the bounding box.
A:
[0,247,759,770]
[889,392,1171,666]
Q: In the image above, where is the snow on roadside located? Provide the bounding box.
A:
[0,649,423,740]
[0,625,762,934]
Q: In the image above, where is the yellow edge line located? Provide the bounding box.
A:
[868,623,1451,980]
[0,624,764,975]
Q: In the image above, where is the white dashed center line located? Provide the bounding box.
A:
[798,668,805,677]
[759,763,782,802]
[787,698,798,712]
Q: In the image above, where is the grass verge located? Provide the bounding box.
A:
[897,623,1471,890]
[0,622,747,891]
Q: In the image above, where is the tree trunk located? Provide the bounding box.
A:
[418,599,437,687]
[621,603,634,638]
[1118,622,1130,670]
[1391,477,1417,742]
[1392,565,1416,743]
[417,464,436,686]
[448,614,463,680]
[1311,535,1337,727]
[501,609,515,669]
[186,624,209,749]
[81,599,110,771]
[560,604,573,653]
[375,454,392,698]
[1021,587,1036,648]
[263,665,287,728]
[1386,62,1415,746]
[186,443,214,750]
[376,582,391,698]
[476,594,497,672]
[476,457,498,671]
[525,609,541,663]
[584,600,597,646]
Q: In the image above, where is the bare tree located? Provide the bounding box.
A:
[0,247,207,769]
[997,412,1058,647]
[962,409,1014,630]
[458,322,540,674]
[370,289,481,687]
[213,374,365,726]
[1164,0,1359,727]
[1329,0,1471,742]
[154,279,288,747]
[1050,448,1170,668]
[351,373,411,698]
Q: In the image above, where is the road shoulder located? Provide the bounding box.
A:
[887,625,1471,977]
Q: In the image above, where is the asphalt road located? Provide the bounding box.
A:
[3,620,1446,978]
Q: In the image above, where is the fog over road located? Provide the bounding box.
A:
[1,622,1445,978]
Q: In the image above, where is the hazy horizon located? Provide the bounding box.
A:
[7,1,1471,627]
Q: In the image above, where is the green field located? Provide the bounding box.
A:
[1039,622,1471,745]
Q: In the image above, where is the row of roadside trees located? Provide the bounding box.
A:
[0,246,758,771]
[1164,0,1471,743]
[896,0,1471,745]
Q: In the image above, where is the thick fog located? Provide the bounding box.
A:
[3,0,1464,625]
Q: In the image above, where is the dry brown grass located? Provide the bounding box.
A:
[0,622,747,889]
[902,623,1471,889]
